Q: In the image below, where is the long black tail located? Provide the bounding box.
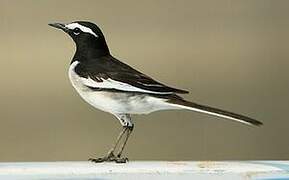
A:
[168,99,263,126]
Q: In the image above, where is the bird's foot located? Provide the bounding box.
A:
[89,152,128,163]
[89,151,115,163]
[115,156,128,163]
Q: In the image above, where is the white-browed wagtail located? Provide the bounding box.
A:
[49,21,262,163]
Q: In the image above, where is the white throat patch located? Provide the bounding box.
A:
[65,23,98,38]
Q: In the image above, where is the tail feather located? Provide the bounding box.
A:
[168,99,263,126]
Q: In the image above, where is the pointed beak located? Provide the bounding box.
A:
[48,23,68,32]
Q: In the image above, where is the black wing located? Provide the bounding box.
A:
[75,55,189,94]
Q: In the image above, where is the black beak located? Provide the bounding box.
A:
[48,23,68,32]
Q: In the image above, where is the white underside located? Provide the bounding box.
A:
[68,61,253,126]
[68,61,177,115]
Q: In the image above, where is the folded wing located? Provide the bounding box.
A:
[75,56,189,94]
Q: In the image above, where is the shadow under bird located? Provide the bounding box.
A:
[49,21,262,163]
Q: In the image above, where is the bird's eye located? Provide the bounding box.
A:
[73,28,81,35]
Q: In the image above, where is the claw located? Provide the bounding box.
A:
[89,154,128,163]
[115,157,128,163]
[89,152,117,163]
[88,157,105,163]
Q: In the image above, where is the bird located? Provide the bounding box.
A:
[49,21,262,163]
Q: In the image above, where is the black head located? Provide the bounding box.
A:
[49,21,110,57]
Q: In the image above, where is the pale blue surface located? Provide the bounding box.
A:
[0,161,288,180]
[252,161,289,180]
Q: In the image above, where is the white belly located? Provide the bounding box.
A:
[68,61,174,114]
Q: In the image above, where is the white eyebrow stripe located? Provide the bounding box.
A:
[65,23,98,37]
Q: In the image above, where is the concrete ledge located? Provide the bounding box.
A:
[0,161,288,179]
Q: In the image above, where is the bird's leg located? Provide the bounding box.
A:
[89,127,128,163]
[106,126,127,157]
[115,125,134,163]
[89,114,133,163]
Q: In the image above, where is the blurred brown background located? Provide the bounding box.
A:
[0,0,288,162]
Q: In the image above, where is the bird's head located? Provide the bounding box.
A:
[49,21,109,56]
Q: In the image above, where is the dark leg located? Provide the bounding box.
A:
[89,114,133,163]
[89,127,128,163]
[107,127,127,156]
[115,125,134,163]
[117,126,133,157]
